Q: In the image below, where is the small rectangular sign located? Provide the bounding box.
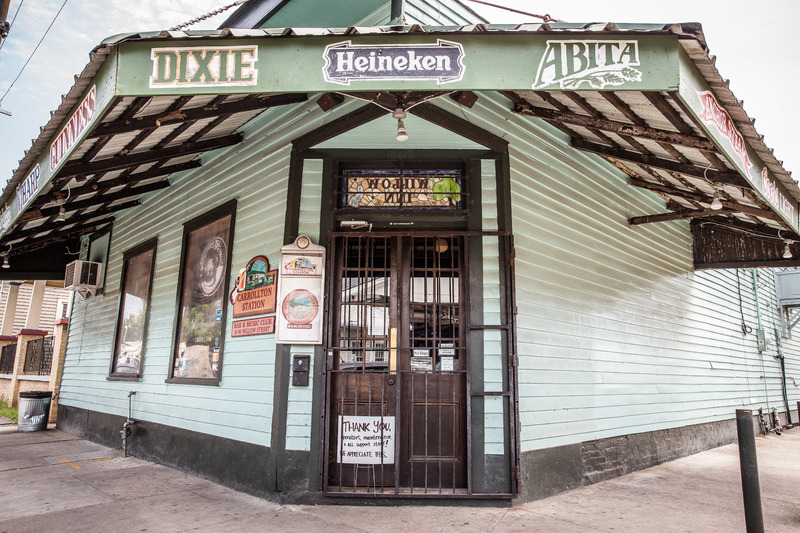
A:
[337,415,395,464]
[231,316,275,337]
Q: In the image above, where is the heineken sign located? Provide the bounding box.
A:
[322,39,464,85]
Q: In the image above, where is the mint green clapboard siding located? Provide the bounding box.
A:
[58,97,369,446]
[424,92,800,452]
[285,159,324,451]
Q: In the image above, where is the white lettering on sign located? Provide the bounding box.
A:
[337,415,395,464]
[0,206,11,233]
[697,91,752,172]
[761,167,795,222]
[533,40,642,89]
[16,164,40,211]
[149,46,258,88]
[50,86,96,171]
[323,40,465,85]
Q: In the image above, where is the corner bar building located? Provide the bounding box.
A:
[3,0,800,503]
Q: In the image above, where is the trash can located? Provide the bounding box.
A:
[17,391,52,432]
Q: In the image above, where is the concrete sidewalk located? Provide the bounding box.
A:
[0,425,798,532]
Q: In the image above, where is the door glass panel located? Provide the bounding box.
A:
[337,236,391,371]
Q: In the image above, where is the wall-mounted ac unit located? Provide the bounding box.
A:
[64,260,102,297]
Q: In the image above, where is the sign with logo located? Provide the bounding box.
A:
[0,207,11,234]
[50,86,96,171]
[533,40,642,90]
[323,39,464,85]
[344,169,463,208]
[230,255,278,318]
[232,316,275,337]
[337,415,395,464]
[198,237,227,298]
[16,164,40,211]
[276,236,326,344]
[761,167,796,222]
[149,45,258,88]
[697,91,752,172]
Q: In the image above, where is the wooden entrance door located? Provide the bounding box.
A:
[326,234,468,495]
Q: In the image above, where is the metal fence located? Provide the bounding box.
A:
[0,343,15,373]
[23,336,54,376]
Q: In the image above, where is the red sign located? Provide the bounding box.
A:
[698,91,752,171]
[50,86,96,171]
[232,316,275,337]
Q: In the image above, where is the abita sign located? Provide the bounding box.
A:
[533,40,642,90]
[323,39,465,85]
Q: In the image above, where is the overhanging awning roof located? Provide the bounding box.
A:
[2,21,798,276]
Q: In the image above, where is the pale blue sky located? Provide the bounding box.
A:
[1,0,798,185]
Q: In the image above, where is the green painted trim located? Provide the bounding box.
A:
[272,148,305,491]
[466,158,487,491]
[115,34,680,96]
[676,48,798,232]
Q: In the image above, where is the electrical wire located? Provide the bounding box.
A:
[463,0,561,23]
[0,0,69,108]
[736,269,753,336]
[0,0,25,52]
[169,0,247,31]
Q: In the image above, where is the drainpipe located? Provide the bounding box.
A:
[773,331,792,426]
[121,391,136,457]
[751,270,770,411]
[390,0,405,25]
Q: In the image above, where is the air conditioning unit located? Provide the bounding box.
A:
[65,260,102,297]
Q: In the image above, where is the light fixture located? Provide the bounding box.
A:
[710,190,723,210]
[434,238,449,254]
[393,107,408,142]
[783,241,793,259]
[340,220,372,231]
[55,184,71,222]
[0,244,11,269]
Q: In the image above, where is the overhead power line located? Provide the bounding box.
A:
[0,0,69,110]
[463,0,562,23]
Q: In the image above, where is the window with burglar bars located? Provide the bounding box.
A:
[23,336,54,375]
[0,344,15,373]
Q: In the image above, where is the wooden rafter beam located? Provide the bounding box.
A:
[2,225,99,255]
[42,181,169,216]
[46,160,200,205]
[629,208,733,225]
[7,201,138,240]
[88,93,308,138]
[514,103,718,151]
[571,139,749,187]
[58,134,243,179]
[629,177,705,202]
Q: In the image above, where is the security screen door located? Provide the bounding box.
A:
[325,234,468,495]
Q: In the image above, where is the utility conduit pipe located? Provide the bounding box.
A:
[121,391,136,457]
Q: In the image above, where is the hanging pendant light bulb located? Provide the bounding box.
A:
[56,205,67,222]
[710,190,723,210]
[783,241,793,259]
[392,107,408,142]
[1,254,9,269]
[396,119,408,142]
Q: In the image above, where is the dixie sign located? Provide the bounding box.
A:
[149,45,258,88]
[323,39,464,85]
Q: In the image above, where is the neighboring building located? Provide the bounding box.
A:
[0,0,798,504]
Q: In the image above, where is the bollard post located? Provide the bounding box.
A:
[736,409,764,533]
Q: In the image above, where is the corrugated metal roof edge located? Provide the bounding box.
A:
[5,22,796,210]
